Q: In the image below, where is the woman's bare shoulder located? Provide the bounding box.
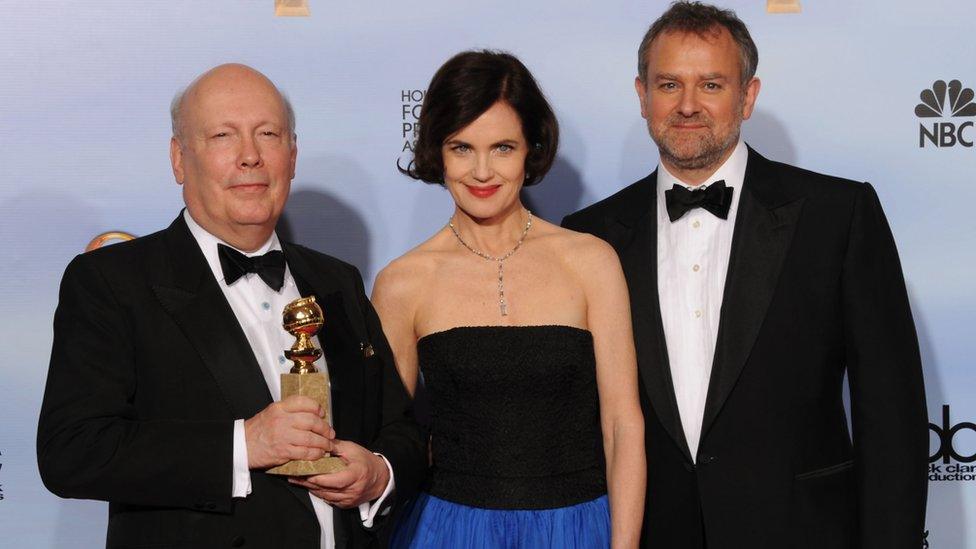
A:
[535,220,619,266]
[373,231,452,301]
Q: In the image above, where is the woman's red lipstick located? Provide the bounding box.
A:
[466,185,500,198]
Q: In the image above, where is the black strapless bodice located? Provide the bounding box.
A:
[418,325,606,509]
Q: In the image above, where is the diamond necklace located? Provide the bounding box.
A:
[448,210,533,316]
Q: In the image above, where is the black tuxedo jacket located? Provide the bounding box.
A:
[563,147,928,549]
[38,214,426,549]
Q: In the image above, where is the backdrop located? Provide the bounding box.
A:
[1,1,973,547]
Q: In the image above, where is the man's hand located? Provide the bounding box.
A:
[288,440,390,508]
[244,395,335,469]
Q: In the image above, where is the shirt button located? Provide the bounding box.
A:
[694,309,702,318]
[279,355,286,364]
[262,302,271,311]
[692,220,701,229]
[692,264,700,272]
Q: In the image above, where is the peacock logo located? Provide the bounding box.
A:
[915,80,976,118]
[916,80,975,148]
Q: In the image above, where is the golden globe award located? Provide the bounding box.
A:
[267,296,346,476]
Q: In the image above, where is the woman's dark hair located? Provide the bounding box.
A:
[400,50,558,186]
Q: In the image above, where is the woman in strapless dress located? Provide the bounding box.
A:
[373,50,645,549]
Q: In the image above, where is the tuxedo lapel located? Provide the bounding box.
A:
[612,172,693,462]
[151,216,273,419]
[700,149,805,440]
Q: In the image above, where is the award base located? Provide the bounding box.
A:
[266,371,346,476]
[266,455,346,476]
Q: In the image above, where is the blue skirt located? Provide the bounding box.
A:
[391,493,610,549]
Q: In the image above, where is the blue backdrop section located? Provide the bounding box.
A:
[1,1,973,546]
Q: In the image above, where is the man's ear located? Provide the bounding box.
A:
[289,134,298,180]
[170,137,185,185]
[634,77,651,120]
[741,77,762,120]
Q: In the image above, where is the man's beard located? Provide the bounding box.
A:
[650,112,742,172]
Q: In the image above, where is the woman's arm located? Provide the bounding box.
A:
[576,235,646,548]
[371,259,423,396]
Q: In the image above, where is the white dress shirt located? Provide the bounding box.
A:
[656,140,748,461]
[183,210,393,548]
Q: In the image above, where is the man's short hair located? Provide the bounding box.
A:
[637,1,759,86]
[169,79,297,140]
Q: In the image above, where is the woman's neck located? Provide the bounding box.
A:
[451,201,530,257]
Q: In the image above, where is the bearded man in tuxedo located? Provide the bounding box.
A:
[38,64,425,548]
[563,3,928,548]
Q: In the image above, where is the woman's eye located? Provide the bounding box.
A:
[497,144,513,153]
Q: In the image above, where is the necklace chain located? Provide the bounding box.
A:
[448,210,533,316]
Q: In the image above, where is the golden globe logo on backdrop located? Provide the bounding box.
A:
[916,80,976,148]
[274,0,309,17]
[86,231,135,252]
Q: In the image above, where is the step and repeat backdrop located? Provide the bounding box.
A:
[1,0,973,546]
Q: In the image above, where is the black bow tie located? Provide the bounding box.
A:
[664,180,734,222]
[217,243,286,291]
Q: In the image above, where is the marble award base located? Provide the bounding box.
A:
[267,372,346,476]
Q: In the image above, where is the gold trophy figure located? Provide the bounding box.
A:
[267,296,346,476]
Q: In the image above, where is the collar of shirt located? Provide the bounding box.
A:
[656,139,749,205]
[182,209,283,286]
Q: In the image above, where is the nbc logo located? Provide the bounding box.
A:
[916,80,976,148]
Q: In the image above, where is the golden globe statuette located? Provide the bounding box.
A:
[267,296,346,476]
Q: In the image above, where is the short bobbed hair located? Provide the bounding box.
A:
[401,50,558,186]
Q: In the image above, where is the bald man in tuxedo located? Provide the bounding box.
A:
[38,64,426,549]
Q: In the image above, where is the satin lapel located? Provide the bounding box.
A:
[151,216,273,420]
[700,152,805,439]
[614,173,693,462]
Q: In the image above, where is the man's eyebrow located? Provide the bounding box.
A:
[653,72,730,81]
